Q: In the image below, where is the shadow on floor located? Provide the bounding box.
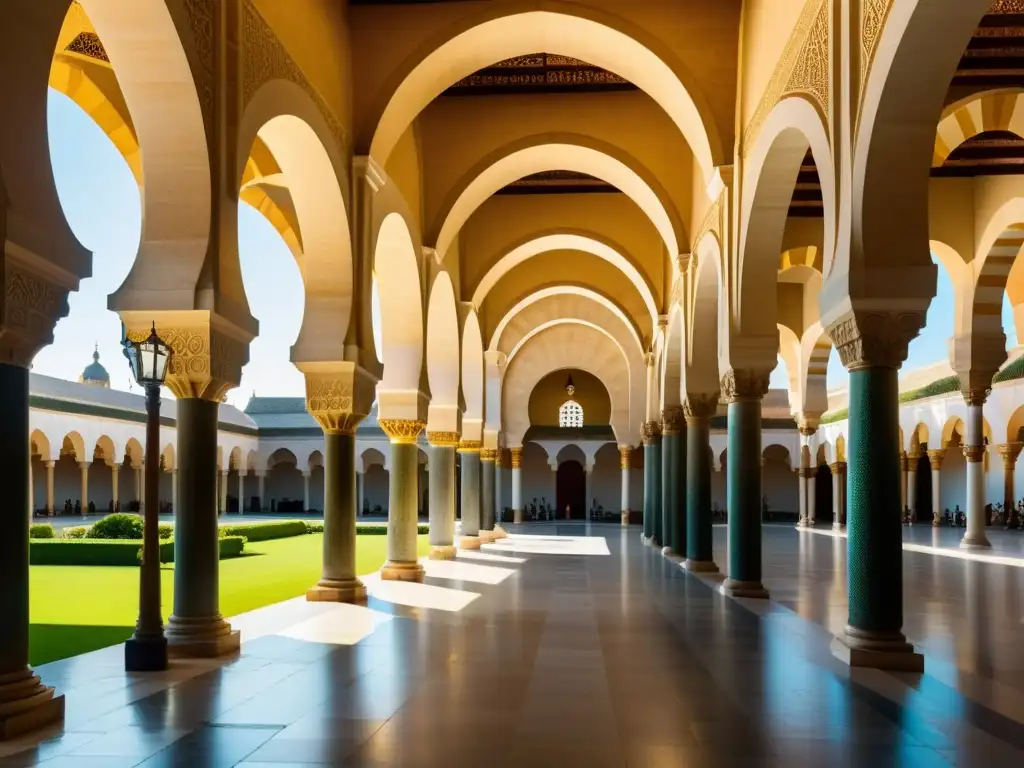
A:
[30,623,134,666]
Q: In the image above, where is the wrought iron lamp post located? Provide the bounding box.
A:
[122,323,172,671]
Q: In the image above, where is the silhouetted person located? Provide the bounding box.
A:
[74,500,81,516]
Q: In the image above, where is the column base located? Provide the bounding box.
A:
[428,545,458,560]
[306,577,368,603]
[831,628,923,672]
[832,522,844,532]
[621,511,629,526]
[478,530,497,544]
[165,615,240,658]
[460,535,481,550]
[0,669,65,740]
[795,518,807,528]
[960,533,992,550]
[683,559,719,574]
[493,525,508,539]
[381,560,425,582]
[661,545,674,557]
[719,578,770,599]
[513,509,524,523]
[124,633,168,672]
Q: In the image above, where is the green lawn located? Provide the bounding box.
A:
[29,533,430,666]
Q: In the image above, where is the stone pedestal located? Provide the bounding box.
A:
[308,430,366,602]
[380,420,426,582]
[166,398,239,657]
[684,395,718,573]
[427,433,458,560]
[720,372,769,599]
[459,441,482,548]
[0,363,64,738]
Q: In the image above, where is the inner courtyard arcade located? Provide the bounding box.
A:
[5,0,1024,762]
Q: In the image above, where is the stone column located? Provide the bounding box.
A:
[139,460,146,513]
[899,452,908,519]
[720,370,770,599]
[828,312,923,671]
[584,462,594,522]
[641,421,662,545]
[551,460,559,516]
[807,466,817,526]
[797,466,808,527]
[302,470,311,513]
[111,464,119,512]
[927,449,944,525]
[28,460,33,521]
[427,432,458,560]
[133,464,142,507]
[962,390,990,549]
[684,394,719,573]
[494,450,507,533]
[307,418,367,602]
[166,398,239,656]
[669,407,688,556]
[998,443,1022,529]
[45,461,55,517]
[236,469,245,514]
[256,470,266,512]
[219,469,229,516]
[830,462,845,530]
[906,452,920,522]
[479,448,497,542]
[0,362,65,736]
[660,410,677,555]
[511,447,524,523]
[619,446,632,526]
[380,420,426,581]
[78,461,89,516]
[356,471,364,517]
[458,440,482,548]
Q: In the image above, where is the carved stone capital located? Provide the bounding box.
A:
[302,363,376,435]
[495,450,504,468]
[510,447,523,468]
[829,461,847,474]
[720,368,770,403]
[379,419,425,445]
[1,259,71,367]
[961,388,990,407]
[427,431,461,448]
[480,448,498,462]
[683,393,719,421]
[997,442,1022,468]
[641,420,662,445]
[619,446,633,469]
[457,440,482,454]
[662,406,685,435]
[123,311,251,402]
[798,424,817,438]
[826,309,925,371]
[962,444,986,463]
[927,449,945,470]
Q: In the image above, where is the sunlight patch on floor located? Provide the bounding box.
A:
[277,602,395,646]
[421,558,516,585]
[485,534,611,556]
[803,526,1024,568]
[362,572,480,611]
[456,550,528,564]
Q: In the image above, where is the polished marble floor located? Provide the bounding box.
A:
[3,524,1023,766]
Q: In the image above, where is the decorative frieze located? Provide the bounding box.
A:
[427,431,461,448]
[510,447,523,468]
[457,440,482,454]
[2,265,70,367]
[480,448,498,462]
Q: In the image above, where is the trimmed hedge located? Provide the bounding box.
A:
[899,375,960,404]
[29,524,55,539]
[218,520,308,542]
[62,526,89,539]
[89,513,143,540]
[355,524,428,535]
[30,536,246,566]
[305,522,324,534]
[994,355,1024,383]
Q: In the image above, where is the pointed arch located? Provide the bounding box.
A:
[374,212,424,391]
[461,309,485,442]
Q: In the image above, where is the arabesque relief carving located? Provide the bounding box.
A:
[826,310,925,371]
[2,267,70,367]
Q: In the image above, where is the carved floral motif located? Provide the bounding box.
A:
[683,393,719,421]
[720,369,771,402]
[826,310,925,371]
[379,419,425,445]
[427,431,460,447]
[640,420,662,446]
[510,447,523,468]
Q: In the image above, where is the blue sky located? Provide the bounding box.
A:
[40,88,1016,406]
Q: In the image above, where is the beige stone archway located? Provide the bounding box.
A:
[365,6,724,186]
[471,232,659,330]
[425,271,461,433]
[502,323,635,446]
[687,232,723,395]
[661,304,683,410]
[933,89,1024,166]
[434,139,684,261]
[239,79,355,367]
[461,309,485,444]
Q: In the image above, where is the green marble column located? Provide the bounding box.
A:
[721,372,769,599]
[839,367,922,669]
[684,395,718,572]
[661,423,675,555]
[641,421,662,546]
[0,363,64,737]
[662,407,685,557]
[381,420,426,582]
[459,442,482,548]
[480,448,497,543]
[308,429,366,601]
[167,397,240,656]
[427,433,459,560]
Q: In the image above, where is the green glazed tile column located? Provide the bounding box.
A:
[641,421,662,546]
[720,371,769,599]
[684,394,719,572]
[660,407,686,557]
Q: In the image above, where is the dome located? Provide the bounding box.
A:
[80,345,110,388]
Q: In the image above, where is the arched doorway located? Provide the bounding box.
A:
[557,461,585,520]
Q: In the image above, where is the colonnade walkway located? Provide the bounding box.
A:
[2,526,1023,766]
